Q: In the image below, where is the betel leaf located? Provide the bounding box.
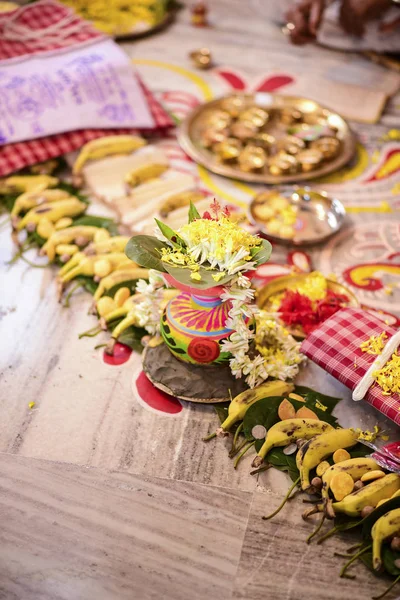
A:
[348,442,370,460]
[188,201,201,223]
[294,386,341,413]
[125,235,167,272]
[154,218,186,249]
[243,396,283,441]
[75,275,98,295]
[73,215,119,235]
[362,497,400,539]
[267,448,299,482]
[213,403,230,424]
[117,325,147,354]
[382,545,400,576]
[0,192,19,212]
[250,239,272,266]
[163,263,234,290]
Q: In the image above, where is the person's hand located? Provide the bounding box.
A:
[284,0,326,44]
[339,0,392,36]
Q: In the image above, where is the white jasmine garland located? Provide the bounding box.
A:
[221,275,305,388]
[135,270,166,335]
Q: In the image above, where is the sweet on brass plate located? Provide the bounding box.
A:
[178,93,356,184]
[249,187,346,246]
[256,273,359,339]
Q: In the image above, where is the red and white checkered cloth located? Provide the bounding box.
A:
[301,308,400,426]
[0,0,173,177]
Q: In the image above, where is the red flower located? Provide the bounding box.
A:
[187,338,220,363]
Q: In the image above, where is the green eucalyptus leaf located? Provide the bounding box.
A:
[251,239,272,266]
[163,263,234,289]
[188,201,201,223]
[125,235,167,272]
[154,218,186,248]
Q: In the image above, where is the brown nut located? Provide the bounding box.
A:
[311,476,323,491]
[280,107,304,125]
[204,109,232,130]
[201,127,229,148]
[189,47,212,69]
[391,537,400,552]
[361,506,375,518]
[353,480,365,491]
[75,235,90,248]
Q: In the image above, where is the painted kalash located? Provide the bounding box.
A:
[125,200,305,390]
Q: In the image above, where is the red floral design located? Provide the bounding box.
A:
[187,338,220,363]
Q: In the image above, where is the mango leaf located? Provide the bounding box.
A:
[251,239,272,266]
[73,215,119,235]
[125,235,167,272]
[154,218,186,249]
[362,497,400,539]
[188,201,201,223]
[267,448,299,482]
[163,263,234,289]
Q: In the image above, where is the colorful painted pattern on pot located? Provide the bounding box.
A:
[160,291,233,365]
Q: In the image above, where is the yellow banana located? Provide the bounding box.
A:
[297,428,359,491]
[125,163,168,187]
[252,419,334,468]
[41,226,108,261]
[84,236,129,255]
[218,381,294,434]
[17,198,86,231]
[73,135,146,175]
[0,174,58,194]
[93,266,149,301]
[159,191,206,218]
[372,508,400,571]
[104,289,177,324]
[331,473,400,518]
[58,252,131,283]
[321,457,380,500]
[11,189,70,217]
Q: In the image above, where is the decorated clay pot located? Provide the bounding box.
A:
[160,275,233,365]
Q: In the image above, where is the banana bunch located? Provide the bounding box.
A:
[41,226,110,261]
[73,135,147,176]
[58,252,132,284]
[296,428,359,491]
[252,419,334,468]
[217,381,294,435]
[372,508,400,571]
[329,473,400,518]
[125,163,168,188]
[92,266,150,303]
[0,174,58,195]
[16,198,87,232]
[11,189,70,219]
[321,457,379,501]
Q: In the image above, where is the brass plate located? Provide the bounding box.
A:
[178,94,356,184]
[256,272,359,339]
[114,10,175,41]
[249,187,346,247]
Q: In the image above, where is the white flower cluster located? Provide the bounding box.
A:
[135,270,166,335]
[221,276,305,388]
